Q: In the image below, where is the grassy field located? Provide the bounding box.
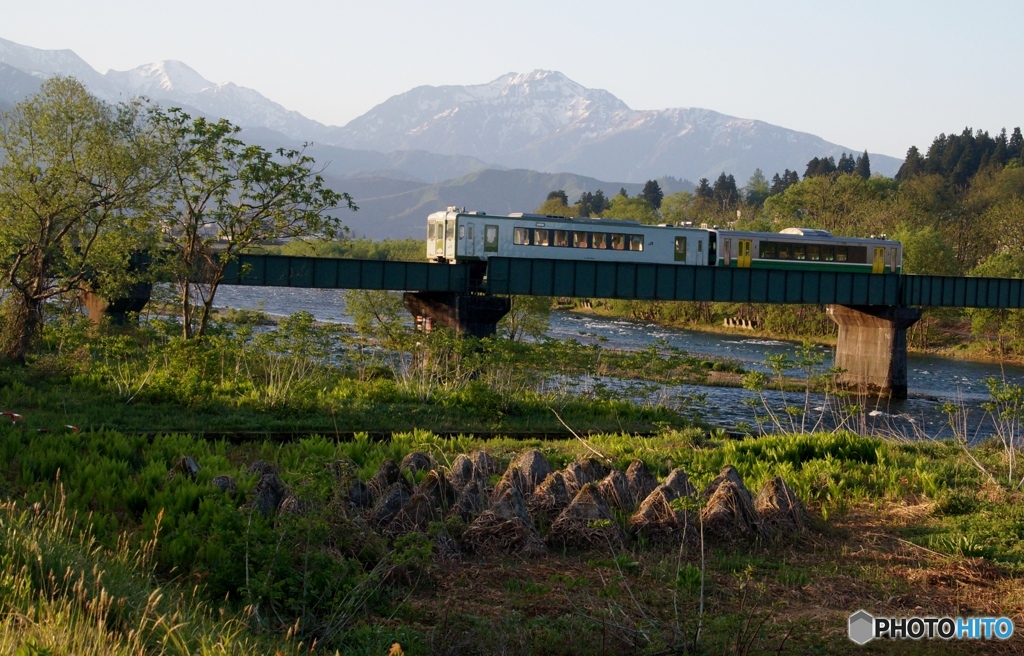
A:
[0,312,1021,653]
[0,423,1022,654]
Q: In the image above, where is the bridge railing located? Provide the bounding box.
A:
[214,254,1024,309]
[485,257,902,305]
[220,255,469,292]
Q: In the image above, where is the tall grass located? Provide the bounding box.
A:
[0,489,301,655]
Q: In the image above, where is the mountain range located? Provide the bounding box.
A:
[0,36,903,238]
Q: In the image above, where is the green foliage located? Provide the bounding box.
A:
[602,194,660,224]
[0,77,156,361]
[497,295,552,341]
[147,106,354,339]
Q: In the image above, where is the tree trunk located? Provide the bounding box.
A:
[0,295,43,363]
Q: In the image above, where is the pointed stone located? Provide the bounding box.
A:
[629,485,696,543]
[528,471,572,516]
[664,468,696,498]
[703,465,752,503]
[625,460,659,507]
[461,486,545,556]
[470,450,498,477]
[754,476,809,534]
[564,458,610,493]
[369,482,410,527]
[211,475,236,493]
[597,470,632,511]
[400,451,436,475]
[548,483,625,549]
[369,459,406,498]
[701,479,763,541]
[449,479,490,523]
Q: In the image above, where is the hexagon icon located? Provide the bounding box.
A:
[848,610,874,645]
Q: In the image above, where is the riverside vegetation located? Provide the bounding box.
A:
[1,307,1024,654]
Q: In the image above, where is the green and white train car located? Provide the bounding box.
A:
[427,208,713,265]
[715,228,902,274]
[426,208,902,274]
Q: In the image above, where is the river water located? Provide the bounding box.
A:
[214,286,1024,440]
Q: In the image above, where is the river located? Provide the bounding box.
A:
[214,285,1024,440]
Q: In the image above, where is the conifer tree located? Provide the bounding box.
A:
[641,179,664,209]
[855,150,871,179]
[696,178,713,199]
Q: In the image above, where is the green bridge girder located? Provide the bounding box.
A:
[219,254,1024,309]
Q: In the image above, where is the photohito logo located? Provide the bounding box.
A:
[848,610,1014,644]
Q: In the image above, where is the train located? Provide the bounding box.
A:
[426,207,902,274]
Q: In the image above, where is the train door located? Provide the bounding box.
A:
[738,240,752,268]
[872,247,885,274]
[466,223,475,256]
[445,218,456,260]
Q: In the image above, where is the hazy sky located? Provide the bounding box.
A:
[5,0,1022,158]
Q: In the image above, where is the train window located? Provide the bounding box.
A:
[468,225,474,241]
[446,221,455,242]
[459,225,465,239]
[484,225,499,252]
[822,246,834,261]
[513,227,531,245]
[848,246,867,264]
[835,246,848,262]
[611,234,626,250]
[674,236,687,261]
[554,230,568,247]
[794,244,805,260]
[760,242,776,258]
[630,235,644,251]
[574,232,589,248]
[535,229,550,246]
[428,222,436,241]
[778,243,791,259]
[593,233,607,249]
[807,245,820,261]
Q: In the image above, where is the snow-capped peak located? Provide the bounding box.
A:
[106,60,215,96]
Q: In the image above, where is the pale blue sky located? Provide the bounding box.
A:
[6,0,1021,158]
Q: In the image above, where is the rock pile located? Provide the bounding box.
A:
[222,450,811,559]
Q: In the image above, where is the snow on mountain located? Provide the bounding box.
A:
[329,69,903,181]
[0,37,331,141]
[0,37,902,183]
[106,60,214,96]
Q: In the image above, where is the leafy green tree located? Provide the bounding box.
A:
[536,194,574,216]
[855,150,871,179]
[660,192,696,224]
[498,296,551,341]
[889,224,958,275]
[546,190,569,205]
[744,168,770,207]
[148,107,352,339]
[0,77,156,361]
[604,194,660,224]
[966,253,1024,353]
[641,179,664,209]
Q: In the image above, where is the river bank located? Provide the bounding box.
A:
[568,302,1024,366]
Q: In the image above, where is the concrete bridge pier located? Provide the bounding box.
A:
[403,292,511,338]
[826,304,922,399]
[81,283,153,325]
